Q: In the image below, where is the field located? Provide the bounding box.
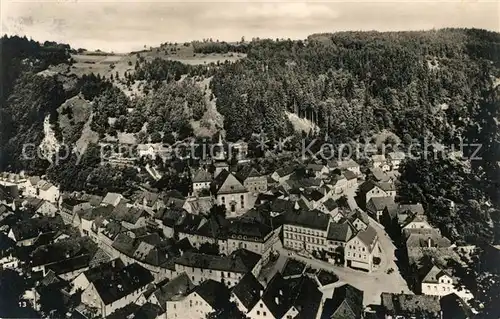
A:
[68,43,245,79]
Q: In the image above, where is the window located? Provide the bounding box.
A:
[260,304,263,308]
[263,312,267,316]
[222,196,225,204]
[257,311,260,315]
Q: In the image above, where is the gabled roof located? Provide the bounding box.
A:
[153,272,194,308]
[378,182,395,192]
[212,169,247,194]
[327,222,353,242]
[398,203,424,215]
[302,189,324,202]
[342,170,357,181]
[307,163,326,172]
[237,166,263,181]
[370,168,390,182]
[422,265,454,284]
[275,165,296,177]
[388,151,405,161]
[193,279,230,310]
[323,198,338,212]
[353,226,378,252]
[368,196,396,211]
[101,192,123,206]
[321,284,363,319]
[93,263,154,305]
[283,209,331,231]
[231,272,263,311]
[358,180,380,194]
[175,249,261,273]
[192,169,212,183]
[381,293,441,316]
[372,154,386,162]
[261,273,322,319]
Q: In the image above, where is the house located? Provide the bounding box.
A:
[300,189,325,209]
[70,259,126,293]
[328,159,361,176]
[226,219,280,262]
[321,198,339,217]
[343,170,358,188]
[192,169,212,195]
[366,196,396,222]
[381,293,442,319]
[326,222,354,256]
[421,265,473,301]
[23,197,58,217]
[112,204,149,230]
[131,190,165,212]
[60,197,92,224]
[246,272,322,319]
[80,262,154,317]
[45,254,92,280]
[378,182,396,198]
[174,249,262,288]
[237,166,267,194]
[166,279,230,319]
[344,226,380,272]
[8,216,63,246]
[402,212,433,231]
[306,163,329,179]
[24,177,60,203]
[320,284,363,319]
[387,151,405,170]
[271,165,295,184]
[147,272,195,314]
[231,140,249,162]
[230,272,264,314]
[101,192,124,207]
[346,209,369,232]
[358,180,392,205]
[369,168,391,182]
[282,209,331,255]
[328,174,349,195]
[371,154,390,172]
[211,169,250,216]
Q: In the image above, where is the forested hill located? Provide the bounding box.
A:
[0,29,499,206]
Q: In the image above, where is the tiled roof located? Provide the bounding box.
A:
[93,263,154,305]
[381,293,441,316]
[175,249,261,273]
[153,273,194,308]
[327,222,353,242]
[193,279,230,310]
[368,196,396,211]
[323,198,338,212]
[192,169,212,183]
[283,209,331,231]
[321,284,363,319]
[231,272,263,310]
[355,226,378,252]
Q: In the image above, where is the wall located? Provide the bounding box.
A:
[174,263,243,288]
[247,299,276,319]
[283,224,327,254]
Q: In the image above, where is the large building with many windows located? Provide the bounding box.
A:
[282,209,331,254]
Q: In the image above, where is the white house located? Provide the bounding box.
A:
[192,169,212,195]
[371,155,390,172]
[344,226,380,272]
[387,151,405,170]
[421,265,474,301]
[80,263,153,317]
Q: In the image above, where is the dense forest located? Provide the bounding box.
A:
[1,29,499,228]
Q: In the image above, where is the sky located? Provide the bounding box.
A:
[2,0,499,53]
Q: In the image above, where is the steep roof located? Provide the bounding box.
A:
[343,170,357,181]
[355,226,378,252]
[153,272,194,307]
[327,222,353,242]
[323,198,338,212]
[422,265,454,284]
[283,209,331,231]
[193,279,230,310]
[101,192,123,206]
[231,272,263,310]
[175,249,261,273]
[261,273,322,319]
[368,196,396,211]
[192,169,212,183]
[321,284,363,319]
[93,263,154,305]
[212,169,247,194]
[381,293,441,316]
